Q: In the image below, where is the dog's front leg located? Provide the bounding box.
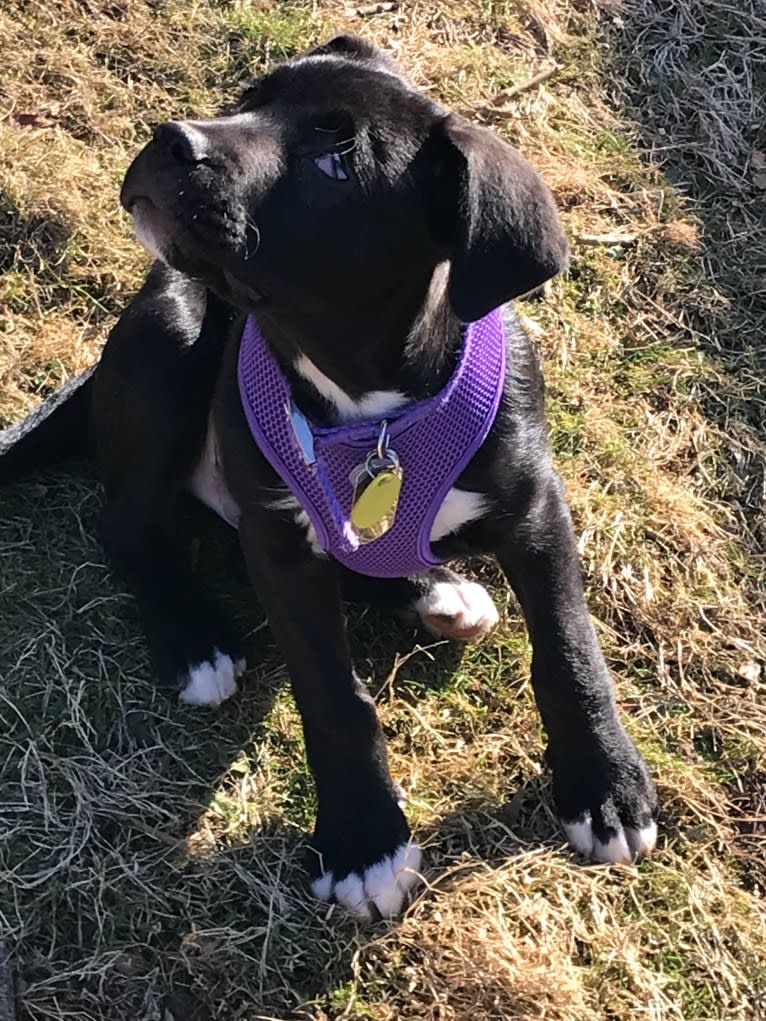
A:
[496,470,658,864]
[238,512,421,919]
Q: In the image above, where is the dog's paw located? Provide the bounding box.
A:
[562,812,657,864]
[415,574,498,641]
[309,790,420,921]
[311,841,422,921]
[178,650,246,707]
[552,728,658,865]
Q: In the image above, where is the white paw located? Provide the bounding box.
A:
[311,841,422,921]
[416,577,499,640]
[563,812,657,864]
[178,651,246,707]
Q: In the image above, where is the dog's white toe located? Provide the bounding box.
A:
[179,650,244,706]
[311,840,422,920]
[416,577,498,641]
[562,815,595,857]
[310,870,335,902]
[563,812,657,863]
[592,829,633,864]
[625,819,657,858]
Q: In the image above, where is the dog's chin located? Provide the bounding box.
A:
[130,198,173,262]
[129,201,268,310]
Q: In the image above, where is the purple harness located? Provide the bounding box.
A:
[237,308,506,578]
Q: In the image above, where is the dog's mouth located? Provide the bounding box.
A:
[120,185,150,215]
[121,144,242,253]
[121,192,172,260]
[120,155,177,255]
[121,167,267,307]
[119,164,160,220]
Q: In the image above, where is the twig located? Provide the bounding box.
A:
[576,231,639,246]
[486,64,560,107]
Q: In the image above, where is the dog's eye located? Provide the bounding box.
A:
[313,152,349,181]
[313,112,352,135]
[300,111,355,180]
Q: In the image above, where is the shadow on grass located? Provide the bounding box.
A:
[0,187,125,325]
[602,1,766,893]
[607,3,766,522]
[0,467,539,1018]
[0,190,70,278]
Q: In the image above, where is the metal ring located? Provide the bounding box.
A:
[365,449,399,478]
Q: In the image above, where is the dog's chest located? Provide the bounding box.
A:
[187,350,491,560]
[187,404,488,555]
[234,314,504,576]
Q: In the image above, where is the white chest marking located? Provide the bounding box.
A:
[430,488,487,542]
[293,355,408,421]
[187,419,241,528]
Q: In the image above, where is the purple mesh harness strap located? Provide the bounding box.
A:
[237,308,506,578]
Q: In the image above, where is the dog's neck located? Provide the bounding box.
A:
[255,262,462,426]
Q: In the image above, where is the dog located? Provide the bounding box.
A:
[0,35,657,920]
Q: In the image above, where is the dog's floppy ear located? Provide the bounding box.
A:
[427,114,568,322]
[309,35,379,61]
[307,35,402,75]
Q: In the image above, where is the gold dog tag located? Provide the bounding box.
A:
[350,461,403,543]
[350,421,403,544]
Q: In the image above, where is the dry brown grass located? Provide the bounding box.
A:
[1,1,765,1019]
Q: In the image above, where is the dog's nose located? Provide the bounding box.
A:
[152,121,207,165]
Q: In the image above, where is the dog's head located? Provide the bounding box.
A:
[122,35,567,324]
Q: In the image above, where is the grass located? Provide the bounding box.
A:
[1,0,765,1018]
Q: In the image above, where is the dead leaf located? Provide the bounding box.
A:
[10,112,55,129]
[349,1,397,16]
[738,661,762,683]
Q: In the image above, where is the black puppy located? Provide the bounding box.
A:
[0,36,657,920]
